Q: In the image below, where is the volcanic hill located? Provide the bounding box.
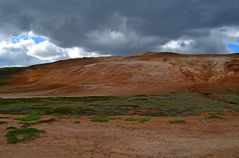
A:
[0,52,239,97]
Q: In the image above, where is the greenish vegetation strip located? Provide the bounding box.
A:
[0,92,238,116]
[207,114,224,119]
[168,119,186,124]
[125,117,151,123]
[16,115,41,121]
[0,120,7,125]
[91,116,110,122]
[18,118,57,128]
[0,89,32,94]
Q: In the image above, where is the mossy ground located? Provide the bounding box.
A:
[5,127,45,144]
[16,115,41,121]
[125,117,151,123]
[207,114,224,119]
[168,119,186,124]
[91,116,110,122]
[0,92,238,116]
[0,120,7,125]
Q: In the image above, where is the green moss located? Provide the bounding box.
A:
[168,119,186,124]
[5,127,45,144]
[16,115,41,121]
[18,118,57,128]
[0,120,7,125]
[6,126,18,130]
[125,117,151,123]
[207,114,224,119]
[158,103,176,110]
[37,118,56,124]
[91,116,110,122]
[0,92,238,116]
[18,122,34,128]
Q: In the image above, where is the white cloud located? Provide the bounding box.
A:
[155,26,239,54]
[66,47,105,58]
[86,13,158,51]
[158,39,195,53]
[87,29,127,47]
[87,28,158,51]
[27,40,68,61]
[222,26,239,38]
[0,31,109,67]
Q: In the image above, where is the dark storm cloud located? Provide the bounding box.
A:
[0,0,239,54]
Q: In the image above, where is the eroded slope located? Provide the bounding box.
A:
[1,53,239,97]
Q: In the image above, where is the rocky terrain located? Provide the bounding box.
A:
[0,52,239,97]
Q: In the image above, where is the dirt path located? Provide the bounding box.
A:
[0,115,239,158]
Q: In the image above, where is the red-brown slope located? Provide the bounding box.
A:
[1,52,239,97]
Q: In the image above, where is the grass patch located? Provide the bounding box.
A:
[5,127,44,144]
[16,115,41,121]
[169,119,186,124]
[207,114,224,119]
[37,118,56,124]
[108,117,119,120]
[125,117,151,123]
[0,120,7,125]
[158,103,176,110]
[18,118,57,128]
[91,116,110,122]
[207,91,239,112]
[6,126,18,130]
[18,122,35,128]
[0,92,238,116]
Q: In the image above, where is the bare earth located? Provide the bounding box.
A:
[1,53,239,98]
[0,114,239,158]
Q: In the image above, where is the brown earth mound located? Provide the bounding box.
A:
[1,52,239,97]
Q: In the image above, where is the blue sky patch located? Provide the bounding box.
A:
[226,38,239,53]
[32,36,46,44]
[12,33,46,44]
[12,33,29,43]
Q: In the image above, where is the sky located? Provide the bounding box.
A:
[0,0,239,67]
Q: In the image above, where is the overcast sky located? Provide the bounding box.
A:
[0,0,239,67]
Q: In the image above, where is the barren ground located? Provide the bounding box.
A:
[0,114,239,158]
[1,53,239,97]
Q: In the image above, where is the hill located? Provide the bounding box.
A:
[0,52,239,97]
